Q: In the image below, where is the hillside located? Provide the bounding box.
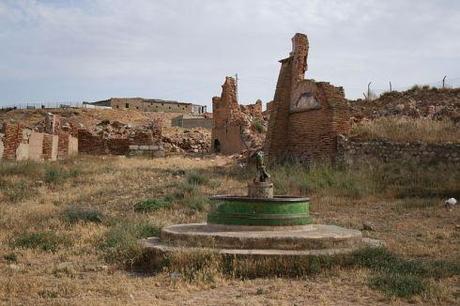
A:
[350,86,460,122]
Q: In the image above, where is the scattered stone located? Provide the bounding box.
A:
[445,198,457,211]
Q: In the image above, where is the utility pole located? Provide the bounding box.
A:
[442,75,447,88]
[389,81,392,92]
[235,73,239,103]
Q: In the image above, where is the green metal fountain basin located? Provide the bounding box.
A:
[207,195,311,226]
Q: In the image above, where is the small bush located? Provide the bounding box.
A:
[12,231,71,252]
[134,198,171,213]
[0,179,32,202]
[63,206,104,223]
[101,222,160,265]
[370,273,427,298]
[186,171,209,186]
[44,166,80,184]
[252,119,265,133]
[3,253,18,263]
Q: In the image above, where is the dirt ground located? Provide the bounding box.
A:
[0,155,459,305]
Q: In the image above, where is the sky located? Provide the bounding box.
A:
[1,0,459,108]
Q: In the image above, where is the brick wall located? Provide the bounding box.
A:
[42,134,58,161]
[338,136,460,165]
[2,123,23,160]
[57,132,78,159]
[77,128,161,155]
[28,132,45,161]
[211,77,247,154]
[1,121,73,161]
[0,134,4,159]
[265,33,350,164]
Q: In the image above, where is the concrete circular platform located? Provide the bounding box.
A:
[141,223,382,257]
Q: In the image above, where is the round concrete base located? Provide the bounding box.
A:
[140,223,382,258]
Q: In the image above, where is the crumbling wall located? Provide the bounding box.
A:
[77,120,162,156]
[57,132,78,159]
[2,123,24,160]
[28,132,45,161]
[211,77,247,154]
[42,134,58,161]
[0,134,4,159]
[265,33,350,163]
[338,136,460,165]
[171,115,213,129]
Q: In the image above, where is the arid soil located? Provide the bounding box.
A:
[0,155,458,305]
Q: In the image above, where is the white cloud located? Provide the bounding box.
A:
[0,0,459,104]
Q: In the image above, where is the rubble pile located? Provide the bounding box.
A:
[92,119,162,141]
[162,128,210,154]
[350,87,460,123]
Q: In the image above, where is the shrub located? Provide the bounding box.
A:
[63,206,104,223]
[3,253,18,263]
[186,171,209,186]
[12,231,71,252]
[44,166,80,184]
[101,221,160,265]
[252,119,265,133]
[134,198,171,213]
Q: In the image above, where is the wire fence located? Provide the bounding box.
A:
[0,101,111,111]
[363,76,460,100]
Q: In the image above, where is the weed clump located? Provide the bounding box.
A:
[12,231,71,252]
[134,198,171,213]
[63,206,104,223]
[350,247,460,298]
[101,221,160,265]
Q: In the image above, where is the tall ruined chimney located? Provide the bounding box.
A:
[290,33,309,83]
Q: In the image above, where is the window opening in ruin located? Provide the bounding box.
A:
[213,139,221,153]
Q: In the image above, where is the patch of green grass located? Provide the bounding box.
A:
[187,194,210,212]
[269,162,373,198]
[100,221,160,265]
[0,161,42,177]
[44,166,80,184]
[370,273,427,298]
[0,179,33,202]
[12,231,71,252]
[134,198,171,213]
[63,206,104,223]
[350,247,460,298]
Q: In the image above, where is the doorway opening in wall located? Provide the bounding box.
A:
[213,139,221,153]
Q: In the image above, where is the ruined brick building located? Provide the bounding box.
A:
[0,114,78,161]
[211,77,265,155]
[265,33,350,163]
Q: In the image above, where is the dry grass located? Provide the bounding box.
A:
[0,155,459,305]
[351,117,460,143]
